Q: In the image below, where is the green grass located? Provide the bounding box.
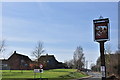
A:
[1,69,87,80]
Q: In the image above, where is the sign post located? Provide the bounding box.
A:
[100,41,106,79]
[34,69,40,78]
[39,64,43,80]
[39,64,43,69]
[34,64,43,79]
[93,17,110,80]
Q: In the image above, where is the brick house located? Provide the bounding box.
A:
[1,59,9,70]
[37,54,64,69]
[1,51,65,70]
[2,51,32,70]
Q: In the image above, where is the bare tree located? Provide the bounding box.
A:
[105,43,112,54]
[73,46,84,70]
[64,59,74,69]
[32,41,45,64]
[115,51,120,79]
[0,40,5,53]
[105,43,113,76]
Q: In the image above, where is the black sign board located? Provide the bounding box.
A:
[93,18,109,42]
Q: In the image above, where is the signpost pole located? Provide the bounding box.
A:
[39,64,43,80]
[34,72,36,79]
[93,17,110,80]
[99,41,106,80]
[40,72,41,80]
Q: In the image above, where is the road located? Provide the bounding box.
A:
[79,72,102,80]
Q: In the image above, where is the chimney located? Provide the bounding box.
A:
[14,51,16,54]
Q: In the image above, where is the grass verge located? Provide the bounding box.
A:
[1,69,87,80]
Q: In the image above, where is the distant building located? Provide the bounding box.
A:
[1,59,9,70]
[1,51,64,70]
[1,51,32,70]
[38,54,64,69]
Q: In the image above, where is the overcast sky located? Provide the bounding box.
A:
[1,2,118,68]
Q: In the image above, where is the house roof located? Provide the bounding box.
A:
[1,59,8,62]
[8,51,32,61]
[38,54,59,63]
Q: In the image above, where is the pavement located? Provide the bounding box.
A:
[70,72,102,80]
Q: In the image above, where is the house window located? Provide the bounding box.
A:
[24,64,28,67]
[47,60,49,63]
[43,60,49,63]
[21,59,24,63]
[2,64,8,67]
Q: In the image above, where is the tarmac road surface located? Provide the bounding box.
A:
[79,72,102,80]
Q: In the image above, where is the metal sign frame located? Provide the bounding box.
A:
[34,69,40,73]
[39,64,43,69]
[93,18,110,42]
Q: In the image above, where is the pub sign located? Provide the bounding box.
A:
[93,18,110,42]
